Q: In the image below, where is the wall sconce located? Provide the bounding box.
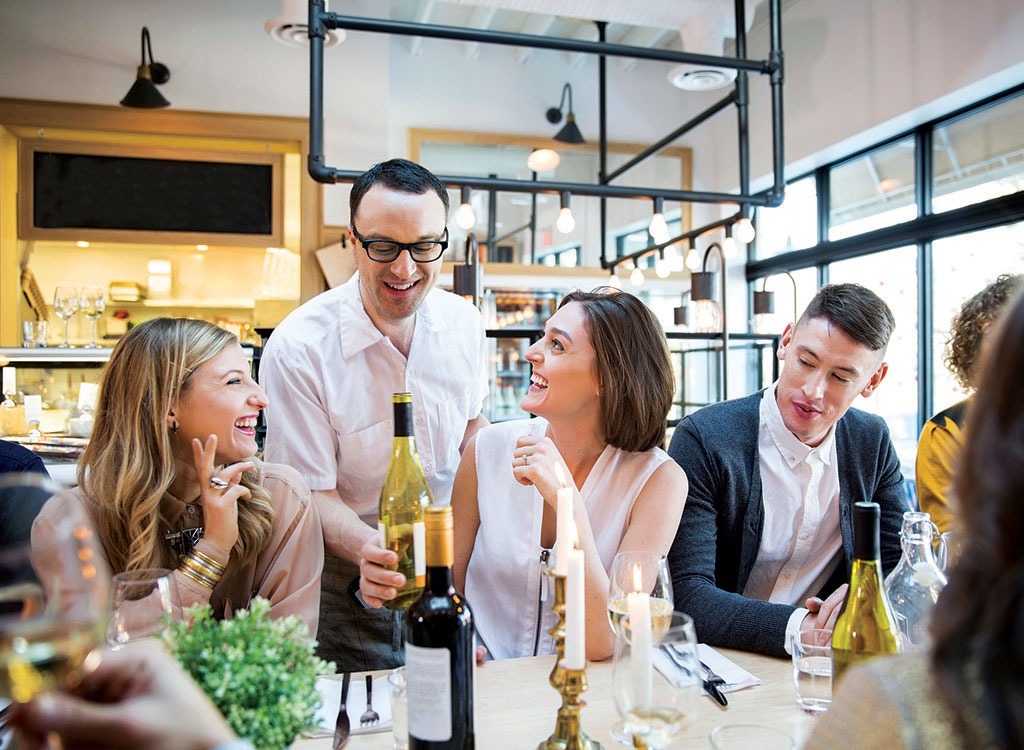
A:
[555,191,575,233]
[673,292,690,329]
[455,186,476,230]
[526,148,560,173]
[121,27,171,108]
[752,271,798,334]
[453,232,482,308]
[691,241,729,395]
[546,83,585,145]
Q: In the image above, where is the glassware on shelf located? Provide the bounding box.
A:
[53,286,80,349]
[612,610,699,749]
[79,287,106,349]
[883,510,947,650]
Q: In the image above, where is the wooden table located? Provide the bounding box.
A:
[294,648,815,749]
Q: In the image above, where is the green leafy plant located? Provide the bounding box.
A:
[163,597,335,750]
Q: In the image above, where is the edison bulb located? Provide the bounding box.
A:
[722,236,738,259]
[455,202,476,231]
[685,247,701,271]
[734,217,755,244]
[649,212,670,244]
[655,255,671,278]
[630,266,645,286]
[608,272,622,290]
[556,207,575,234]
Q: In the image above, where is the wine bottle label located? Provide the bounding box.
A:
[413,520,426,579]
[406,643,452,742]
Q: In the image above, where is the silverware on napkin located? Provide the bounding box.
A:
[333,672,352,749]
[700,659,729,707]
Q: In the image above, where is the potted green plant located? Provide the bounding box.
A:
[163,597,334,750]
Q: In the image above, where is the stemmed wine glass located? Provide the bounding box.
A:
[108,568,179,649]
[612,611,700,749]
[607,551,673,745]
[79,287,106,349]
[0,474,110,728]
[52,286,80,349]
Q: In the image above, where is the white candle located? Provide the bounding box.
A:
[627,588,653,706]
[553,463,572,576]
[563,545,586,670]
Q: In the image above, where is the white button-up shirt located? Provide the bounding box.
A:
[744,385,843,651]
[260,274,488,526]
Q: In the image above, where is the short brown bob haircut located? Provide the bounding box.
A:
[558,288,674,453]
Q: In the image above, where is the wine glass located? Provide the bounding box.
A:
[52,286,80,349]
[0,474,110,711]
[612,611,700,749]
[108,568,179,649]
[607,551,673,745]
[79,287,106,349]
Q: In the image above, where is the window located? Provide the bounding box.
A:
[829,137,917,241]
[754,176,818,260]
[933,90,1024,213]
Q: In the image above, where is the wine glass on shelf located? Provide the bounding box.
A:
[108,568,179,649]
[79,286,106,349]
[612,611,700,749]
[607,551,674,745]
[0,474,110,734]
[53,286,80,349]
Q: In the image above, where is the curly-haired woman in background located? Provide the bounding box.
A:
[32,318,323,633]
[807,286,1024,749]
[916,273,1021,532]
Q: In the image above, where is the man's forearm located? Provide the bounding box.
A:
[312,488,376,562]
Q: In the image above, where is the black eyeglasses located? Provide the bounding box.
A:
[351,226,449,263]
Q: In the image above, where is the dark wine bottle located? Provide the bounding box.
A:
[379,393,433,611]
[404,506,475,750]
[831,501,902,684]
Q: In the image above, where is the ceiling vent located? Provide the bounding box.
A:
[668,3,748,91]
[265,0,344,47]
[667,65,736,91]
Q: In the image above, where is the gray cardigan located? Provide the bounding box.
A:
[667,391,909,657]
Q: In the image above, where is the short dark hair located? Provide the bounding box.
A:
[944,273,1022,390]
[796,283,895,352]
[558,288,674,453]
[349,158,450,223]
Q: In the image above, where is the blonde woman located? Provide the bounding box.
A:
[32,318,323,633]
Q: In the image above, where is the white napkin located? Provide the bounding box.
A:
[653,643,761,694]
[310,673,392,736]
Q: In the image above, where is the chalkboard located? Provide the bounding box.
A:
[32,151,273,235]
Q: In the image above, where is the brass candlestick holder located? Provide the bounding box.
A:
[538,568,602,750]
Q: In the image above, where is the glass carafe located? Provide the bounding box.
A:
[883,510,947,650]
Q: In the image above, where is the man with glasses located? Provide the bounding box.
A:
[260,159,488,671]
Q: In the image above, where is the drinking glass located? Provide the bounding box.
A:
[79,287,106,349]
[108,568,178,649]
[612,611,699,749]
[0,474,110,711]
[607,552,674,745]
[52,286,80,349]
[791,629,832,714]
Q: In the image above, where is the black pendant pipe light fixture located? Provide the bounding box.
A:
[546,82,585,145]
[121,27,171,108]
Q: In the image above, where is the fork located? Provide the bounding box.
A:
[333,672,351,750]
[359,674,380,726]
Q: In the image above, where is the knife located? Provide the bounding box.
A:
[700,660,729,707]
[333,672,352,749]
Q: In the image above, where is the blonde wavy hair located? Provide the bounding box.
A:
[78,318,274,573]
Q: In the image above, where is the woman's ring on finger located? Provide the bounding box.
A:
[209,476,229,490]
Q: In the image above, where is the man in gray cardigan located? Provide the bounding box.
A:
[668,283,909,657]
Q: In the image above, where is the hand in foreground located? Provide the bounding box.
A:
[511,435,572,506]
[8,641,237,750]
[193,434,254,552]
[358,536,404,608]
[801,584,849,640]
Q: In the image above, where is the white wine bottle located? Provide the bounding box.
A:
[405,506,475,749]
[379,392,433,611]
[831,501,902,684]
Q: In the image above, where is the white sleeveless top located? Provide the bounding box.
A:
[465,418,670,660]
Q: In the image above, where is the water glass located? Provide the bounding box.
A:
[791,628,832,714]
[388,666,407,750]
[22,320,47,348]
[607,551,673,638]
[79,287,106,349]
[52,286,80,348]
[108,568,178,648]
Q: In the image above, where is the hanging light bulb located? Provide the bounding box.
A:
[455,186,476,230]
[655,252,671,278]
[722,235,739,260]
[526,148,560,173]
[649,197,670,244]
[734,215,756,244]
[668,244,686,273]
[608,268,622,289]
[556,191,575,234]
[685,246,701,271]
[630,263,645,287]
